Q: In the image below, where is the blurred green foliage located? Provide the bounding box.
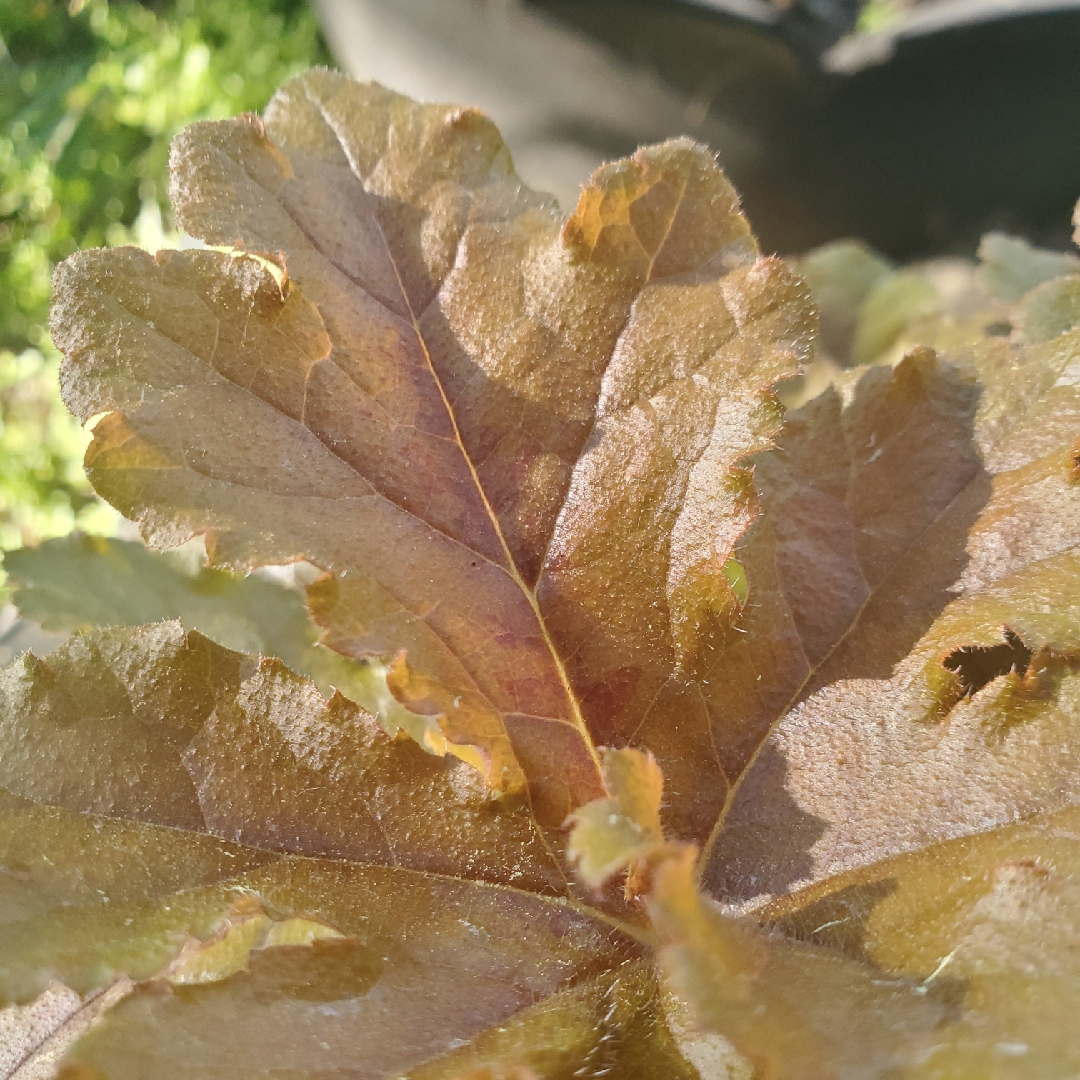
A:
[0,0,331,551]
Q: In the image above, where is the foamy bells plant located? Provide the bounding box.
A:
[2,69,1080,1079]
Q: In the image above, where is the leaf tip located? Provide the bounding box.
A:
[566,747,667,891]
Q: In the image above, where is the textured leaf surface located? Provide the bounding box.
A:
[27,68,1080,1076]
[2,812,643,1078]
[760,805,1080,1078]
[0,631,701,1077]
[568,744,945,1079]
[649,848,944,1080]
[68,961,696,1080]
[0,625,562,892]
[708,278,1080,906]
[51,68,815,838]
[0,979,132,1080]
[567,748,665,889]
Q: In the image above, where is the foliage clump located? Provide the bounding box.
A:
[1,68,1080,1079]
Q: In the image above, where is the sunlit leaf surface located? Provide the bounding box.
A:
[2,68,1077,1077]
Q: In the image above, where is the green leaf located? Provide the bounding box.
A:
[978,232,1080,303]
[795,239,893,366]
[3,534,440,748]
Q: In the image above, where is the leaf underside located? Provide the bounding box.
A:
[1,67,1077,1077]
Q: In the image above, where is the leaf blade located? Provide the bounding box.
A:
[53,71,816,842]
[0,624,564,893]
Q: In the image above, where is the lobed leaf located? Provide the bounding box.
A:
[26,67,1080,1075]
[708,275,1080,907]
[566,748,665,889]
[51,69,815,839]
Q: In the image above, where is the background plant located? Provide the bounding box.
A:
[0,0,330,552]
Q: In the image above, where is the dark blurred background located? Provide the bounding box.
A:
[540,1,1080,256]
[316,0,1080,259]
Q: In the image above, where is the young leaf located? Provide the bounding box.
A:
[566,748,665,889]
[794,240,893,365]
[793,233,1075,371]
[2,534,440,748]
[978,231,1080,303]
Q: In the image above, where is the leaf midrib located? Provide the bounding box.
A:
[348,143,601,779]
[293,88,698,787]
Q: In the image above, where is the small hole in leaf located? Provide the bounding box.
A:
[943,627,1032,697]
[983,321,1012,338]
